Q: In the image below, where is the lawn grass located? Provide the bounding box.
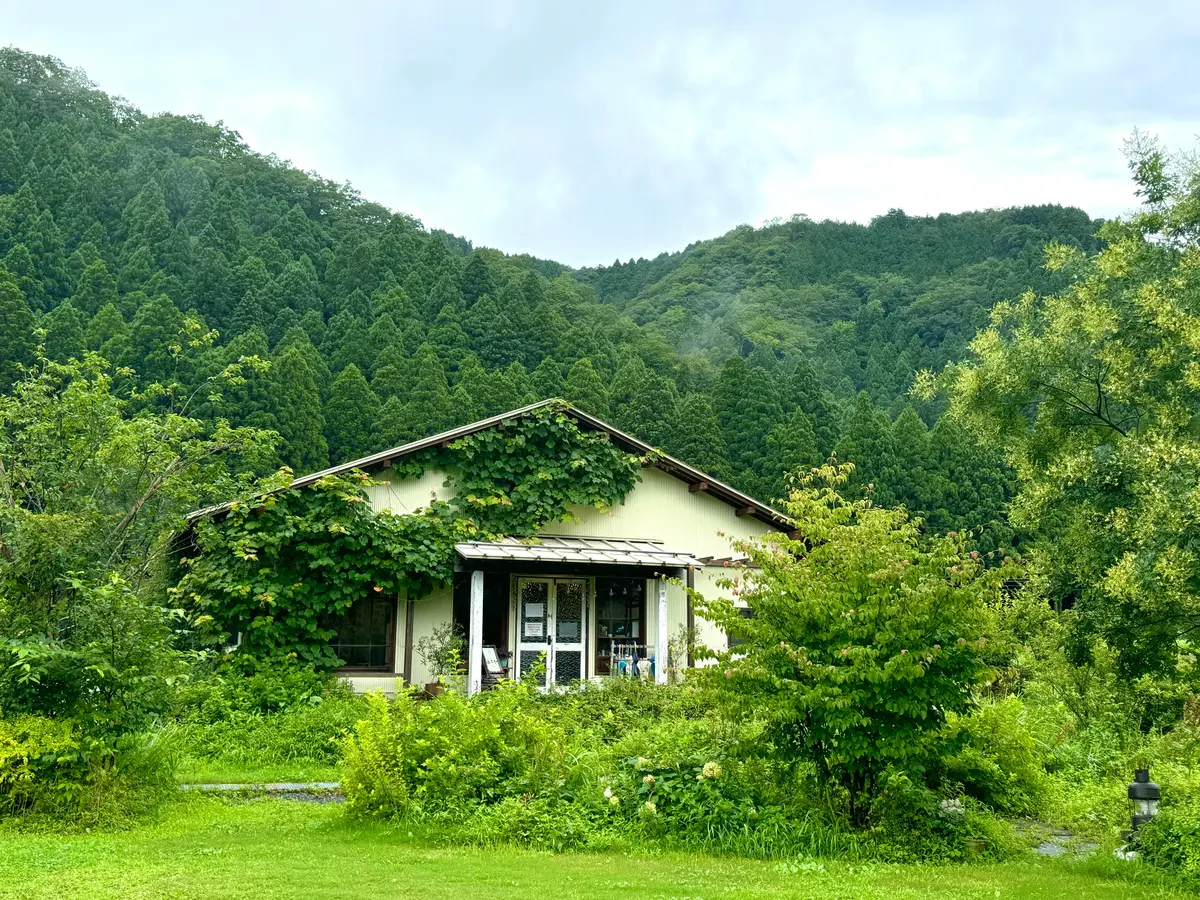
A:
[173,759,340,785]
[0,797,1189,900]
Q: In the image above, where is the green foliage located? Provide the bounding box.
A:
[937,698,1048,815]
[1,575,186,736]
[0,714,82,815]
[867,771,1025,862]
[697,463,1019,826]
[439,404,641,534]
[341,681,575,821]
[182,471,467,667]
[170,660,365,778]
[323,363,380,463]
[0,273,35,390]
[0,714,176,828]
[0,45,1077,549]
[1138,791,1200,882]
[0,351,271,756]
[415,622,466,683]
[939,136,1200,677]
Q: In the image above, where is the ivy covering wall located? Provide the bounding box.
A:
[177,403,643,667]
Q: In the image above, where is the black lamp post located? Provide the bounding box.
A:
[1128,768,1161,836]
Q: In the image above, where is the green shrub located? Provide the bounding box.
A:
[455,796,597,851]
[341,680,582,821]
[170,658,366,779]
[342,679,1041,861]
[938,698,1048,815]
[0,714,83,815]
[174,694,365,768]
[1138,794,1200,880]
[867,770,1023,862]
[0,715,176,828]
[1040,726,1200,843]
[174,656,343,723]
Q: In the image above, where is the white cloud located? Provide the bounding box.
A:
[6,1,1200,266]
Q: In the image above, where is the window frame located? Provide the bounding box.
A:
[327,593,398,673]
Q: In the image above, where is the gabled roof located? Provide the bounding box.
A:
[188,399,792,529]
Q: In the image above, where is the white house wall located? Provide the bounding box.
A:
[545,467,773,558]
[366,468,453,515]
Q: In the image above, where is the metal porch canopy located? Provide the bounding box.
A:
[454,535,703,569]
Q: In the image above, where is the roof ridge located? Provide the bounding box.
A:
[188,399,791,530]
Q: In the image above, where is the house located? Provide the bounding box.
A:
[190,400,790,695]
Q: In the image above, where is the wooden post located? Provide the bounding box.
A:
[402,597,415,684]
[655,577,669,685]
[468,570,484,696]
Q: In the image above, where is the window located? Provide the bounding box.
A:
[595,577,646,675]
[727,606,755,649]
[327,594,395,670]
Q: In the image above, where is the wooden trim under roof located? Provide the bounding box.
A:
[187,399,793,530]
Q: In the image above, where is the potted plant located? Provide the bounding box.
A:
[415,622,465,697]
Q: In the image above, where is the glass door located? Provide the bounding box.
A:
[516,579,551,684]
[515,578,588,687]
[551,579,587,685]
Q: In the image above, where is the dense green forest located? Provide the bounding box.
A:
[0,48,1102,547]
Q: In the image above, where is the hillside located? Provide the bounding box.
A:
[0,48,1102,547]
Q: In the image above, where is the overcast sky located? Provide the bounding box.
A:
[6,2,1199,266]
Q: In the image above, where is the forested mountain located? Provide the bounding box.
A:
[0,48,1102,547]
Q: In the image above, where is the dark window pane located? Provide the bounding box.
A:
[327,595,393,670]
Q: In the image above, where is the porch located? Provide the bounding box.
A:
[338,536,703,695]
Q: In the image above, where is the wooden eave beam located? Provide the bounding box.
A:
[735,505,755,517]
[689,481,709,493]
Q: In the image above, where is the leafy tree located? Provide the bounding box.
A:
[529,357,564,401]
[217,328,277,432]
[40,299,87,362]
[377,394,411,449]
[3,243,45,311]
[71,258,118,317]
[460,251,497,306]
[936,136,1200,676]
[784,356,840,455]
[700,464,1009,827]
[834,391,898,504]
[120,180,172,264]
[128,292,186,385]
[759,408,821,501]
[324,311,371,374]
[324,363,380,463]
[403,344,455,439]
[426,298,471,375]
[365,313,402,376]
[713,355,785,486]
[85,302,130,361]
[371,344,411,403]
[0,352,270,731]
[564,357,610,418]
[273,345,329,472]
[0,276,36,390]
[273,257,322,316]
[666,393,731,481]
